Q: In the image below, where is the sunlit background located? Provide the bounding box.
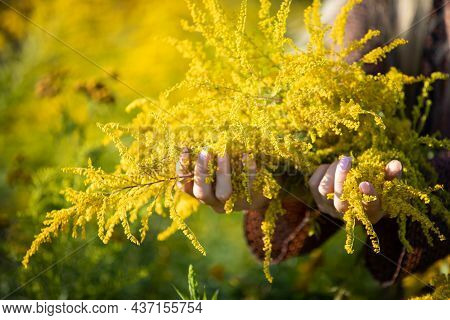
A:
[0,0,447,299]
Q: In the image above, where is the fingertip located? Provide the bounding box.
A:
[359,181,382,223]
[359,181,375,195]
[385,160,402,180]
[192,182,204,200]
[216,189,232,203]
[199,149,210,161]
[216,153,232,203]
[196,150,210,173]
[338,156,352,172]
[334,157,352,198]
[181,146,190,154]
[333,194,348,214]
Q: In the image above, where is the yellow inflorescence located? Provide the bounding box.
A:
[330,0,362,47]
[261,198,284,283]
[24,0,449,282]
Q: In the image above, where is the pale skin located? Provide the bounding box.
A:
[177,149,403,224]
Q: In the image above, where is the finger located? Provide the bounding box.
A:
[176,147,194,196]
[308,164,330,204]
[334,156,352,213]
[308,164,330,191]
[385,160,402,181]
[308,164,339,216]
[193,150,221,206]
[359,181,383,224]
[318,160,338,197]
[215,153,232,203]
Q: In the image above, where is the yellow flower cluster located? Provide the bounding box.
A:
[261,198,284,283]
[24,0,449,282]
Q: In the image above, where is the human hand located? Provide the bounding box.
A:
[176,149,270,213]
[308,156,403,224]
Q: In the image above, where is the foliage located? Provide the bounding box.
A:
[3,0,353,302]
[173,264,219,300]
[0,0,230,300]
[22,0,449,283]
[410,274,449,300]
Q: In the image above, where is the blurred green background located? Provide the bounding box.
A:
[0,0,445,299]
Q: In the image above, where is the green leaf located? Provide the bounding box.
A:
[172,285,188,300]
[211,289,219,300]
[188,264,199,300]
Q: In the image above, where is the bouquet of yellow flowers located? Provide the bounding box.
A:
[24,0,449,282]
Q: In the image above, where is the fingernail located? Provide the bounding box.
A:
[199,150,209,162]
[387,160,402,174]
[338,156,352,171]
[181,147,189,154]
[359,181,373,194]
[180,150,189,161]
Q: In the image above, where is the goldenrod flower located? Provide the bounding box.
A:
[23,1,449,283]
